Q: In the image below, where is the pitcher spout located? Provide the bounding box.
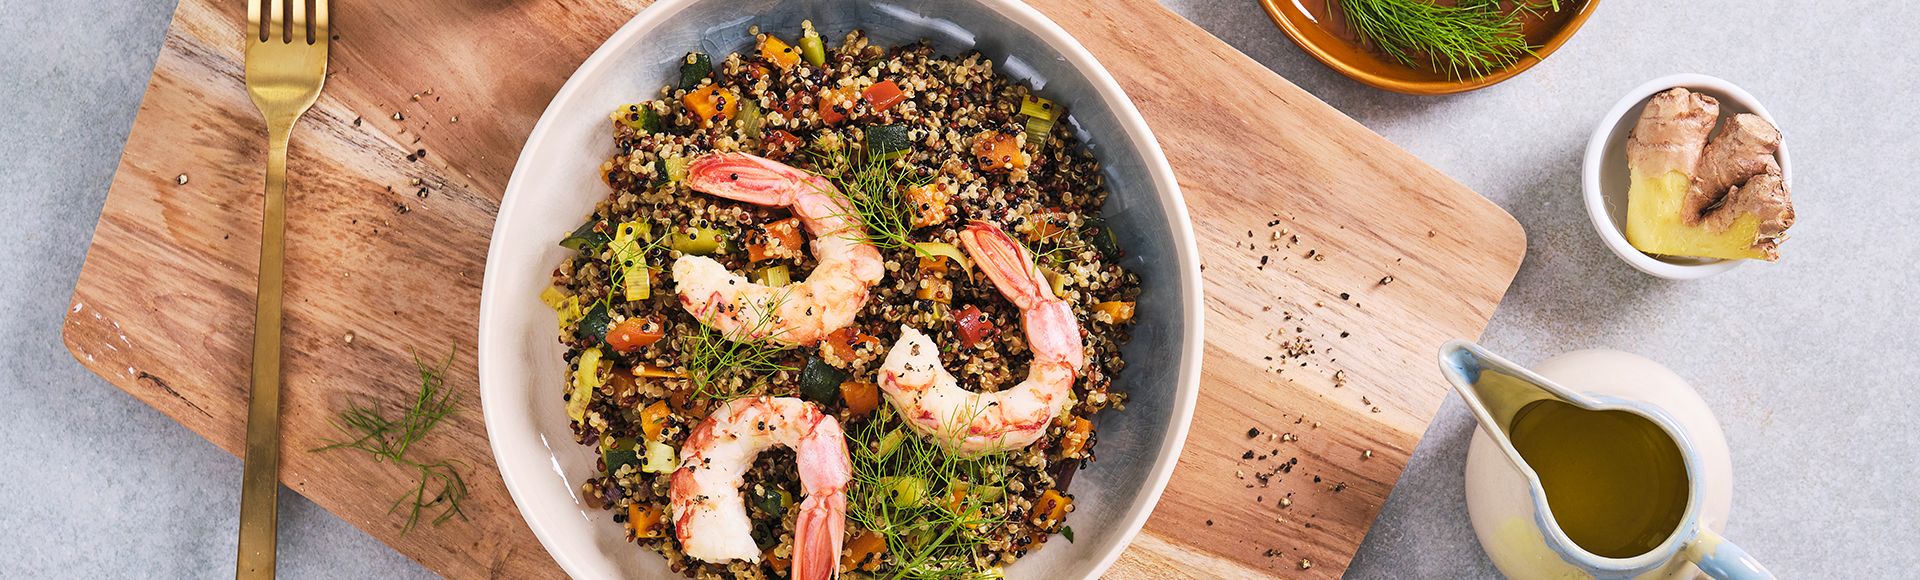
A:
[1439,340,1588,445]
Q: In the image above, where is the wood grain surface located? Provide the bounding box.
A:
[63,0,1523,577]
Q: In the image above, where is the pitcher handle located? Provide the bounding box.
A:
[1684,529,1775,580]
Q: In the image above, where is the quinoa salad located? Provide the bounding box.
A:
[540,23,1140,579]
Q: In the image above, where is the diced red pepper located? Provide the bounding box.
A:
[760,129,804,160]
[862,80,906,112]
[817,86,859,125]
[955,305,996,349]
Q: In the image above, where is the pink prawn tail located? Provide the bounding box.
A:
[790,491,846,580]
[685,152,805,206]
[958,220,1052,309]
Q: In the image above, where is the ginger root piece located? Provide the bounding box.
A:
[1624,88,1795,261]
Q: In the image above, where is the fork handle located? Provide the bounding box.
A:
[237,118,293,580]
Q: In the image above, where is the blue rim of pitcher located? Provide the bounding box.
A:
[1439,341,1708,576]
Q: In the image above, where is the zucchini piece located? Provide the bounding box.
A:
[612,221,652,301]
[641,440,678,474]
[799,21,827,67]
[754,265,791,287]
[575,302,613,345]
[797,357,847,404]
[678,52,712,89]
[616,104,661,134]
[540,286,570,309]
[668,227,729,255]
[602,437,639,475]
[1039,266,1068,297]
[752,485,793,516]
[1082,216,1120,257]
[568,348,603,423]
[550,294,584,334]
[560,218,609,251]
[910,241,972,280]
[662,156,692,183]
[865,124,910,161]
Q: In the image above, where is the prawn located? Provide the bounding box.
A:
[675,152,884,346]
[668,396,850,580]
[877,220,1086,455]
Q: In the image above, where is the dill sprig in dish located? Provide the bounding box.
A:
[1337,0,1564,79]
[314,345,470,533]
[682,289,798,400]
[810,146,934,254]
[847,405,1013,579]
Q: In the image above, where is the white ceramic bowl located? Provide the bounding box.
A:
[476,1,1204,578]
[1582,73,1793,280]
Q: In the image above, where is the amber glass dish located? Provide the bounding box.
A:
[1259,0,1601,95]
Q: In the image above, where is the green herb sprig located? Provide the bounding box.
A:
[846,406,1013,580]
[1337,0,1562,79]
[314,346,470,533]
[681,289,798,400]
[808,145,934,254]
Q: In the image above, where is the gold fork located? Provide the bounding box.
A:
[239,0,327,577]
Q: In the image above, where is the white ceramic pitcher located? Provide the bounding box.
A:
[1438,341,1773,579]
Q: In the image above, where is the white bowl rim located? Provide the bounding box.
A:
[475,0,1206,577]
[1580,73,1793,280]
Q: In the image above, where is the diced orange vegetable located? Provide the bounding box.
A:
[971,130,1030,173]
[1028,489,1072,526]
[839,381,880,416]
[1058,416,1094,458]
[763,549,790,574]
[1093,301,1136,324]
[747,218,805,263]
[817,86,860,125]
[682,84,738,125]
[914,275,952,304]
[606,316,666,352]
[635,363,687,379]
[628,503,666,538]
[640,400,671,441]
[760,35,801,70]
[1026,212,1070,242]
[904,183,953,228]
[820,328,882,367]
[842,531,887,572]
[861,80,906,112]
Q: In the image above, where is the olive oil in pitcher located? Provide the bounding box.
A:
[1508,399,1691,559]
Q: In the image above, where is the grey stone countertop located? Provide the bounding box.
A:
[3,0,1912,577]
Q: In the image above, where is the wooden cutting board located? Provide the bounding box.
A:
[63,0,1523,577]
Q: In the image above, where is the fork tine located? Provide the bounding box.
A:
[314,0,328,40]
[268,0,285,43]
[247,0,262,42]
[291,0,308,44]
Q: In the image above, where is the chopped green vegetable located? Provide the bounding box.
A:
[667,226,729,255]
[661,156,692,184]
[678,52,712,89]
[910,241,972,280]
[879,475,929,506]
[1023,115,1055,152]
[754,264,791,287]
[737,99,765,138]
[574,302,613,345]
[616,104,661,133]
[875,429,906,460]
[1039,265,1068,297]
[799,22,827,67]
[1083,216,1120,257]
[1061,525,1075,543]
[865,124,911,161]
[602,437,639,475]
[752,485,793,516]
[1020,95,1057,121]
[568,348,603,423]
[798,357,848,404]
[641,439,678,474]
[612,221,652,301]
[559,218,609,251]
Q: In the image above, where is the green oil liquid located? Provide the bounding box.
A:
[1508,399,1691,559]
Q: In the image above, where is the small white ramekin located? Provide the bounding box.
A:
[1582,73,1792,280]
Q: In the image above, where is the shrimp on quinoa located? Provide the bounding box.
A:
[675,152,885,347]
[669,396,851,580]
[878,220,1088,455]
